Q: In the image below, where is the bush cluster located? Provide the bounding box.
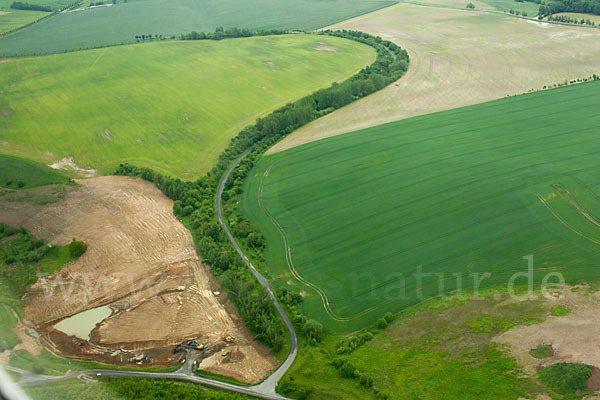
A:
[10,1,51,11]
[539,0,600,17]
[539,362,594,394]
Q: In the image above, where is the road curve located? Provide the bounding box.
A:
[1,150,297,400]
[216,150,299,396]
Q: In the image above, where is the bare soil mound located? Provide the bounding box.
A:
[0,176,277,383]
[588,367,600,391]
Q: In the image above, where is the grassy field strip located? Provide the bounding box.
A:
[0,0,396,57]
[0,35,374,178]
[0,10,50,34]
[244,81,600,332]
[270,2,600,154]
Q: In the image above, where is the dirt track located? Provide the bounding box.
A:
[0,176,276,383]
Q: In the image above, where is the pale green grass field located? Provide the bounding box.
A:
[0,9,49,34]
[0,35,374,178]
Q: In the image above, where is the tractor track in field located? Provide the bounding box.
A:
[256,162,411,322]
[536,192,600,246]
[257,164,348,322]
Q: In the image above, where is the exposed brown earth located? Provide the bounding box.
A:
[0,176,277,383]
[496,287,600,375]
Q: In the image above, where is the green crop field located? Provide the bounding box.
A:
[244,81,600,332]
[0,0,77,10]
[0,9,49,34]
[0,35,375,178]
[0,0,395,57]
[0,153,69,188]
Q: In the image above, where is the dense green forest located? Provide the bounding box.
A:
[539,0,600,16]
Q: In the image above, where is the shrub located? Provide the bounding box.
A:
[539,362,593,394]
[529,345,553,359]
[302,319,323,342]
[376,318,388,329]
[550,305,570,316]
[383,312,394,323]
[68,240,87,258]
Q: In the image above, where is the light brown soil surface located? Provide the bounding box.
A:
[496,287,600,373]
[13,325,41,356]
[314,44,338,52]
[269,3,600,153]
[0,177,277,383]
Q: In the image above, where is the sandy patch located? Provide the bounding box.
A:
[13,325,41,356]
[49,156,97,177]
[496,287,600,373]
[314,44,338,52]
[526,19,551,28]
[265,61,276,68]
[0,11,10,16]
[0,177,277,382]
[0,351,10,365]
[0,109,13,116]
[102,128,112,142]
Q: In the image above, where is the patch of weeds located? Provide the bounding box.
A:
[550,305,571,316]
[529,345,553,359]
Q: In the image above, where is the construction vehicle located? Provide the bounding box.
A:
[174,339,206,352]
[224,336,234,343]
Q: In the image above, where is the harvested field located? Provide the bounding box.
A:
[269,3,600,153]
[0,176,276,383]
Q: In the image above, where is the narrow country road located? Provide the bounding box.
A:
[1,150,297,400]
[216,150,299,396]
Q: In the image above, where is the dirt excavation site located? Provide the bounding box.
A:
[0,176,277,383]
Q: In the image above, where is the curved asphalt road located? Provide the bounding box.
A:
[1,150,296,400]
[216,150,299,396]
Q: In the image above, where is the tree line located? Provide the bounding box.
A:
[10,1,52,11]
[539,0,600,16]
[115,29,409,354]
[547,13,597,24]
[181,26,290,41]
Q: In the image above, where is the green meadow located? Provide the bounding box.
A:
[0,9,49,34]
[243,81,600,332]
[0,35,374,178]
[0,154,69,188]
[0,0,395,57]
